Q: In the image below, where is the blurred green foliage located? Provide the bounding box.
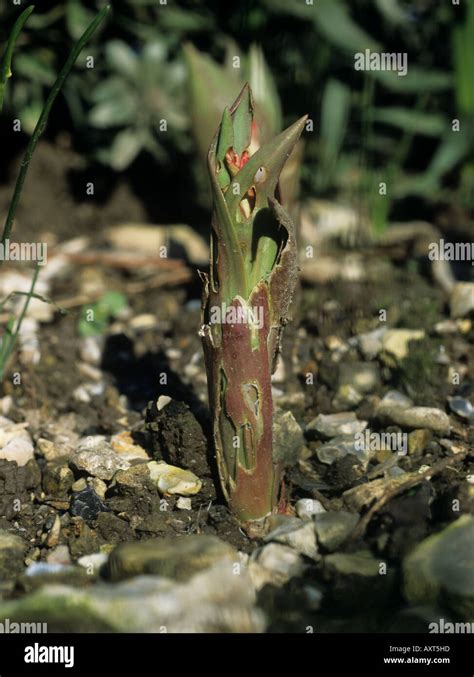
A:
[78,290,128,337]
[88,39,188,169]
[0,0,473,225]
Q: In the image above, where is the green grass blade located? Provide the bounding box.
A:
[0,265,39,380]
[0,5,35,112]
[0,5,110,253]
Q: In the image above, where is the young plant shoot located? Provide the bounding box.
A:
[201,84,306,529]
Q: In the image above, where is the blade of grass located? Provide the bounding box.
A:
[0,5,35,112]
[0,264,39,380]
[0,4,110,253]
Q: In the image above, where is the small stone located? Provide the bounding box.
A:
[375,448,393,463]
[40,415,80,459]
[45,515,61,549]
[89,477,107,499]
[0,437,35,466]
[381,390,413,407]
[73,382,105,403]
[434,319,459,335]
[322,550,393,610]
[68,517,99,559]
[0,419,34,467]
[249,543,304,588]
[70,487,108,521]
[78,362,103,381]
[357,327,386,360]
[42,464,74,496]
[129,314,157,330]
[375,403,451,435]
[295,498,326,520]
[73,385,90,403]
[134,513,174,536]
[0,396,13,415]
[106,535,237,582]
[0,560,263,632]
[71,437,130,480]
[96,512,133,544]
[0,530,27,579]
[264,518,319,559]
[458,319,472,334]
[77,552,108,574]
[325,335,346,352]
[20,562,90,592]
[306,412,367,439]
[157,395,171,411]
[403,515,474,620]
[176,497,192,510]
[450,282,474,319]
[71,478,87,492]
[113,463,153,492]
[314,511,359,551]
[147,461,201,496]
[79,335,103,365]
[332,384,363,410]
[110,431,150,462]
[316,434,371,467]
[408,429,433,455]
[37,438,68,462]
[381,329,425,366]
[448,396,474,421]
[46,545,71,566]
[338,362,380,394]
[24,548,41,568]
[273,410,305,465]
[324,550,381,578]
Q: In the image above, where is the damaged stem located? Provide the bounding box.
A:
[200,84,306,527]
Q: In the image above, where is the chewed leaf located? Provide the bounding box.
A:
[225,114,307,219]
[231,84,254,155]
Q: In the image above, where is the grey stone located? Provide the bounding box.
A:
[295,498,326,520]
[332,384,363,410]
[314,511,359,551]
[0,561,264,632]
[273,410,305,465]
[43,464,74,497]
[450,282,474,319]
[106,535,238,582]
[381,329,425,366]
[249,543,305,588]
[403,515,474,621]
[307,412,367,439]
[316,434,372,468]
[70,487,108,521]
[375,403,451,435]
[0,530,27,579]
[264,517,319,559]
[71,437,129,480]
[357,326,387,360]
[449,396,474,421]
[338,362,380,394]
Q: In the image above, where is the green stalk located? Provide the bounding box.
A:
[201,84,306,528]
[0,5,34,112]
[1,5,110,251]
